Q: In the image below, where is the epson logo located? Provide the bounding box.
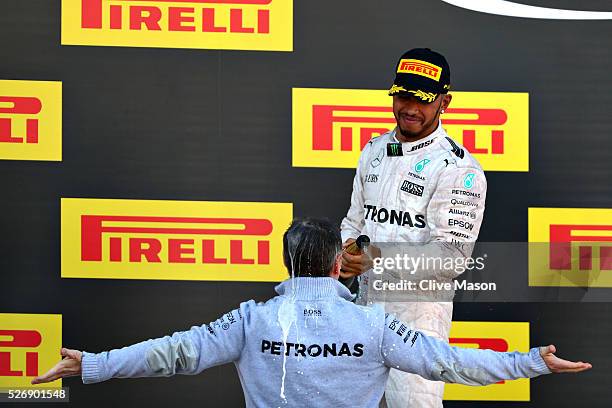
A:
[400,180,424,197]
[440,0,612,20]
[364,205,426,228]
[449,219,474,231]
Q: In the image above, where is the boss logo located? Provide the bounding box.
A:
[400,180,424,197]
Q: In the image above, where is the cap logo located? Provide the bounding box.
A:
[397,59,442,81]
[408,89,436,103]
[389,84,407,94]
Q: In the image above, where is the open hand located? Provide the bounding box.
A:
[539,345,592,373]
[31,348,83,385]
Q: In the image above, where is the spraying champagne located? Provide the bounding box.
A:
[344,235,370,255]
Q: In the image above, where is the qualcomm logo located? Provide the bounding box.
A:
[440,0,612,20]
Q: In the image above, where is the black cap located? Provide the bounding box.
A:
[388,48,451,103]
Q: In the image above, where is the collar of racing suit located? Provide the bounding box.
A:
[390,120,445,153]
[275,277,356,301]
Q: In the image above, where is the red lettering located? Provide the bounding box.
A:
[0,96,42,144]
[230,240,254,264]
[26,353,38,377]
[0,353,21,376]
[312,105,394,151]
[81,215,272,262]
[258,240,270,264]
[80,0,272,34]
[310,106,510,154]
[549,225,612,270]
[81,215,104,261]
[442,109,507,155]
[0,330,42,348]
[129,238,162,262]
[169,7,196,31]
[168,239,196,263]
[230,8,254,33]
[579,246,592,270]
[450,337,508,351]
[340,127,352,151]
[0,330,42,377]
[109,237,122,262]
[463,130,504,155]
[491,130,504,154]
[202,8,226,32]
[0,120,11,142]
[257,9,269,33]
[110,5,122,29]
[26,119,38,143]
[130,6,162,31]
[82,0,103,29]
[338,127,388,151]
[442,108,507,126]
[462,130,487,154]
[202,239,227,263]
[602,247,612,270]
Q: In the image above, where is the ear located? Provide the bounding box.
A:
[330,254,342,279]
[441,93,452,110]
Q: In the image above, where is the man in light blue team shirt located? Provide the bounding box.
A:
[32,218,591,407]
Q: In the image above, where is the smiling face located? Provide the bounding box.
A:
[392,93,452,142]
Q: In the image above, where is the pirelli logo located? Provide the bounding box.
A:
[529,208,612,287]
[0,80,62,161]
[61,0,293,51]
[61,198,293,281]
[397,59,442,81]
[0,314,62,389]
[292,88,529,172]
[444,321,530,401]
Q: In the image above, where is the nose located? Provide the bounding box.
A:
[397,96,420,113]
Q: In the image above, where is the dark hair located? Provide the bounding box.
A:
[282,217,342,277]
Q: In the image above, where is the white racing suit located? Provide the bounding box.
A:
[341,123,487,408]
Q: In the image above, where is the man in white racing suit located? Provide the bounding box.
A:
[340,48,486,407]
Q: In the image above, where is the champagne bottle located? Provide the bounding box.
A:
[345,235,370,255]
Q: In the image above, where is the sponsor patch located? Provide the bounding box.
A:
[397,59,442,81]
[400,180,424,197]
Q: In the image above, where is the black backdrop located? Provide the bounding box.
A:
[1,0,611,406]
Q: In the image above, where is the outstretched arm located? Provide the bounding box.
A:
[31,348,82,385]
[381,314,591,385]
[32,302,253,385]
